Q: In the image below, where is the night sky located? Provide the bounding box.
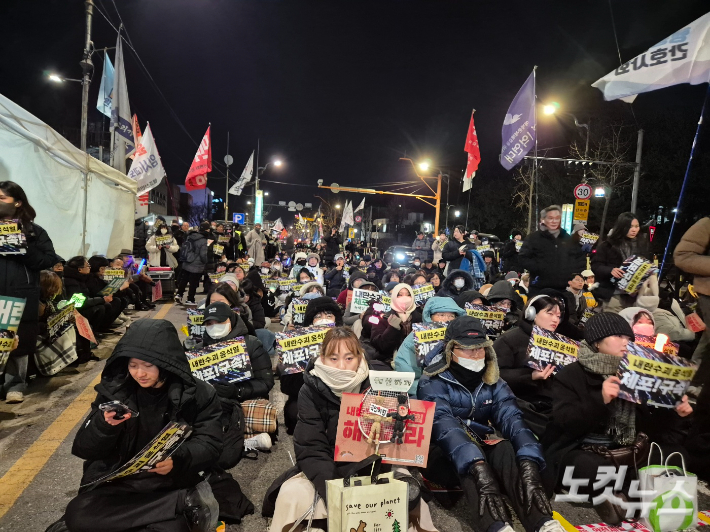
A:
[1,0,708,229]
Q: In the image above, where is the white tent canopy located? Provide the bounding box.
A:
[0,92,136,260]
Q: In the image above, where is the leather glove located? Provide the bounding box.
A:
[387,315,402,329]
[470,461,511,523]
[518,460,553,516]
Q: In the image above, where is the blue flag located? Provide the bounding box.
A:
[96,54,114,118]
[500,71,536,170]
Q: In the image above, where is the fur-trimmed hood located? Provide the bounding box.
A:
[422,339,500,385]
[299,281,325,297]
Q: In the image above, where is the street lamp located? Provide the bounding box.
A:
[544,102,590,177]
[247,201,252,205]
[419,161,430,171]
[454,210,461,217]
[273,159,283,167]
[264,191,269,196]
[335,204,341,209]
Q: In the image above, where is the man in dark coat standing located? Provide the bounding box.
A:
[175,221,210,305]
[322,227,341,265]
[519,205,586,295]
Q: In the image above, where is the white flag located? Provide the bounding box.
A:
[592,12,710,102]
[354,197,365,212]
[343,200,354,226]
[110,34,134,173]
[96,54,114,119]
[229,151,254,195]
[273,218,284,232]
[127,123,166,195]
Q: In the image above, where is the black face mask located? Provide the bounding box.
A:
[0,201,16,218]
[297,259,306,266]
[55,271,64,278]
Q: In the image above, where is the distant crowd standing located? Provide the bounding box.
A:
[0,186,708,532]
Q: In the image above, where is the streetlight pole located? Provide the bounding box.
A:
[80,0,94,153]
[630,129,644,213]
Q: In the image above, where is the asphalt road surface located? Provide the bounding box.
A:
[0,302,707,532]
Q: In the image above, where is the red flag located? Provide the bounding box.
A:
[463,110,481,191]
[129,115,143,160]
[185,126,212,191]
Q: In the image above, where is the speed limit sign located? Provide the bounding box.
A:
[574,183,592,200]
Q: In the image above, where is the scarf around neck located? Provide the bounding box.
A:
[578,341,636,445]
[311,356,369,398]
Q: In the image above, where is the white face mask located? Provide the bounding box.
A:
[160,228,167,235]
[633,323,655,337]
[457,357,486,372]
[274,264,282,271]
[453,278,465,289]
[261,267,270,274]
[206,322,231,339]
[313,318,335,326]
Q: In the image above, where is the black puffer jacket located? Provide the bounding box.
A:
[501,239,522,274]
[196,313,274,402]
[294,358,370,499]
[0,222,57,324]
[246,294,267,329]
[182,231,209,274]
[519,229,586,292]
[441,239,477,271]
[71,320,223,489]
[322,233,341,263]
[437,269,474,299]
[63,266,106,310]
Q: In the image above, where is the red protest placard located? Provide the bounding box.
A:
[334,393,435,467]
[152,281,163,302]
[73,310,97,344]
[686,312,706,333]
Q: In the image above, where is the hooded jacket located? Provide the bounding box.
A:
[281,282,325,327]
[369,284,422,363]
[324,263,348,295]
[519,228,586,292]
[196,312,274,401]
[293,357,370,499]
[71,320,223,488]
[454,290,488,308]
[501,238,523,274]
[63,265,108,310]
[394,297,466,394]
[336,270,367,307]
[417,341,544,475]
[182,231,209,274]
[437,269,474,299]
[303,296,344,327]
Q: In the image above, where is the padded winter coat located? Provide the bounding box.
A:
[417,342,545,475]
[72,319,223,489]
[436,269,474,299]
[394,296,466,394]
[519,229,586,293]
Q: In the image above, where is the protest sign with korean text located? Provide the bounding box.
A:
[99,277,126,296]
[102,269,126,281]
[515,240,523,252]
[334,393,435,467]
[73,310,97,344]
[186,308,205,342]
[291,298,309,327]
[350,287,381,314]
[212,243,225,256]
[526,326,580,373]
[186,338,252,384]
[0,296,26,368]
[276,325,332,375]
[0,220,27,255]
[155,235,173,248]
[412,283,435,306]
[208,272,225,283]
[412,322,448,365]
[152,280,163,302]
[82,421,192,486]
[615,256,658,295]
[618,341,697,408]
[465,303,507,336]
[634,334,680,357]
[47,303,75,343]
[580,232,599,246]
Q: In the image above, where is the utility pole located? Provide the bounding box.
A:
[80,0,94,152]
[224,132,232,221]
[630,129,644,213]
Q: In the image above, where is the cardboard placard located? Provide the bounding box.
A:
[0,295,26,332]
[276,325,332,375]
[212,243,224,256]
[208,272,225,283]
[634,334,680,357]
[46,303,75,343]
[477,244,491,253]
[615,255,658,295]
[379,293,392,313]
[102,269,126,281]
[618,341,697,408]
[152,280,163,302]
[464,303,507,336]
[290,298,309,327]
[186,308,205,343]
[412,283,435,305]
[186,338,252,383]
[580,307,596,325]
[155,235,173,247]
[686,312,706,333]
[0,220,27,255]
[277,278,296,294]
[515,240,523,252]
[99,278,125,296]
[412,322,447,365]
[334,393,435,467]
[369,371,416,393]
[580,232,599,246]
[81,421,192,486]
[218,235,230,244]
[73,310,97,344]
[526,326,580,374]
[350,287,381,314]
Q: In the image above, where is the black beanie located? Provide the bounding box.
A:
[303,297,344,327]
[584,312,635,345]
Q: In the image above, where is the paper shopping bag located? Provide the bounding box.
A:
[639,444,697,532]
[327,470,408,532]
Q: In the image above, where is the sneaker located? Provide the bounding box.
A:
[117,312,130,323]
[393,470,421,512]
[6,391,24,404]
[185,300,197,306]
[174,294,183,304]
[538,520,566,532]
[244,432,272,452]
[183,480,219,532]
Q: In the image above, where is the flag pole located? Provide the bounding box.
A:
[660,83,710,275]
[225,131,230,221]
[533,65,539,225]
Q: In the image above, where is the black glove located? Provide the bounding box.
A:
[518,460,553,516]
[470,461,511,523]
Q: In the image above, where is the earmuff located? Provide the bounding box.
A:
[524,294,547,322]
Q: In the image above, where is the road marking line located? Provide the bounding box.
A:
[0,301,174,519]
[553,511,579,532]
[0,373,100,519]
